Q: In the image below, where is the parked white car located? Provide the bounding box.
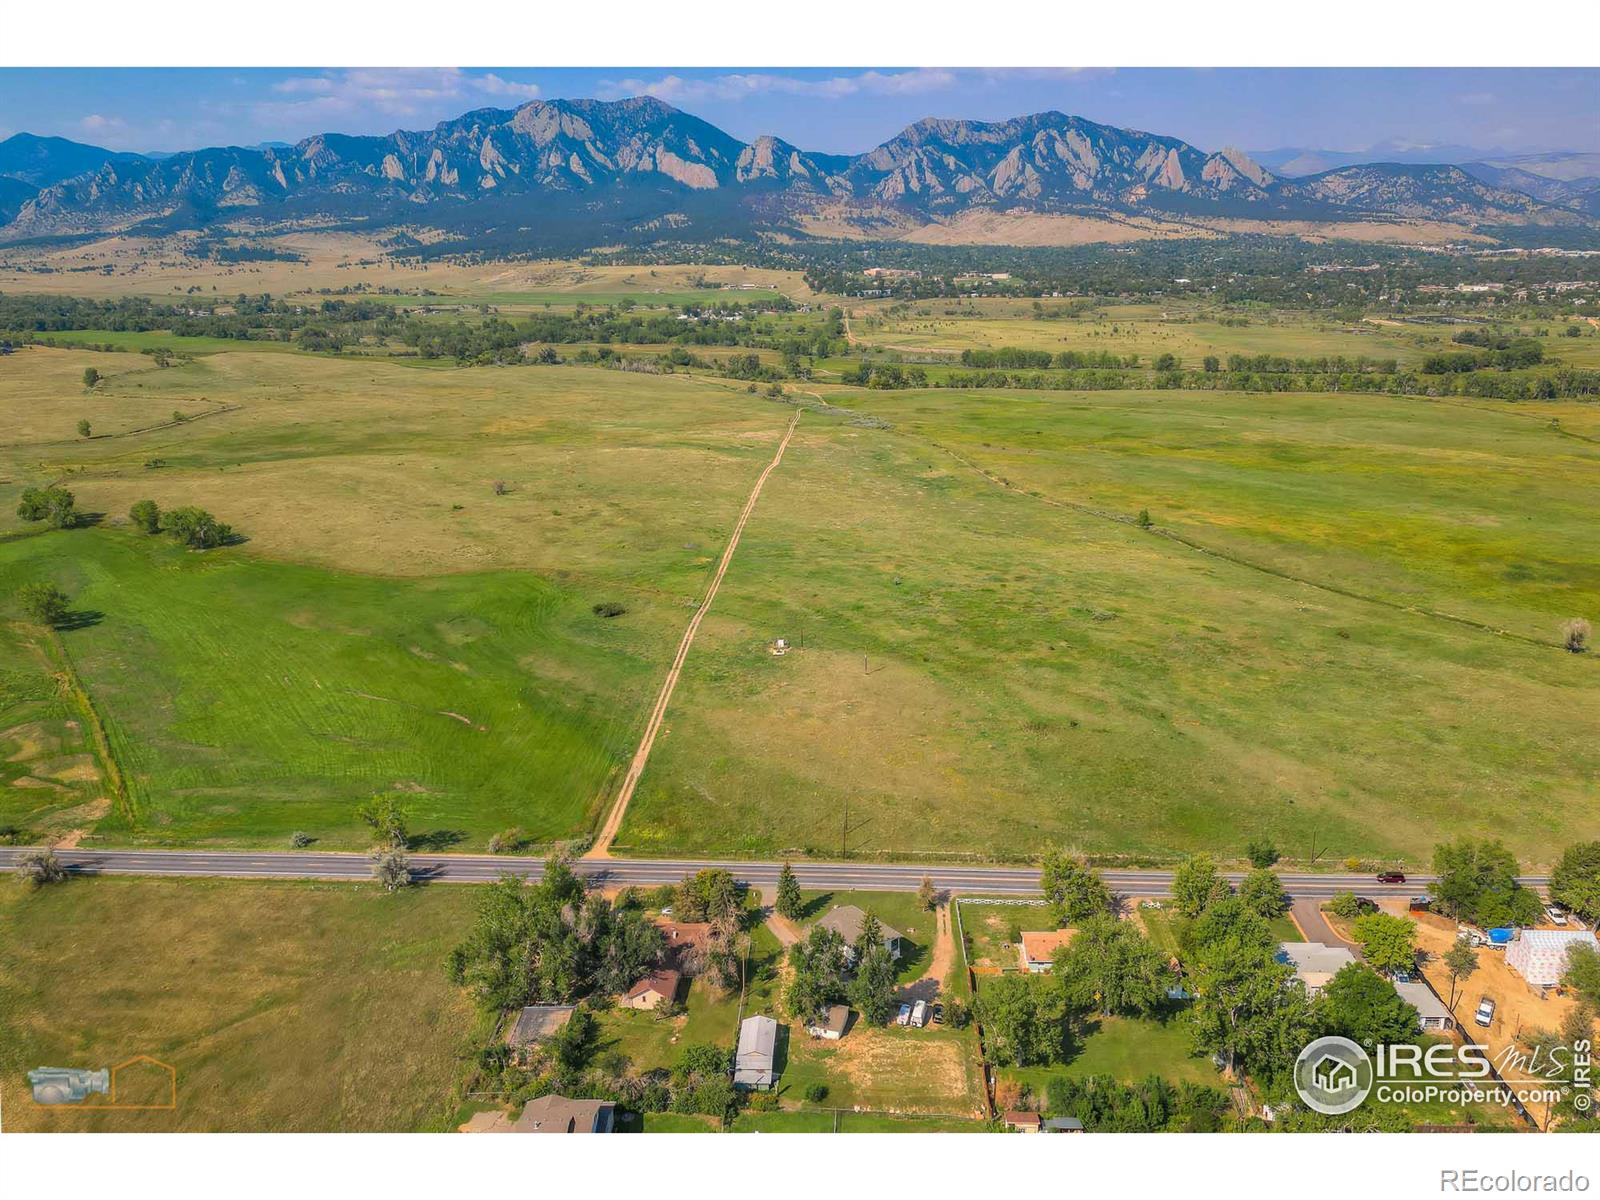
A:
[1545,906,1568,926]
[896,1003,912,1026]
[910,1000,928,1028]
[1474,998,1496,1028]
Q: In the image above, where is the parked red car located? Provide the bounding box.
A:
[1376,871,1406,884]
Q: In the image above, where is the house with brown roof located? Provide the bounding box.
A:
[1004,1110,1043,1132]
[621,968,682,1011]
[1018,929,1076,973]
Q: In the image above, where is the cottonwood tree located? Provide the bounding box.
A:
[355,794,409,849]
[82,367,99,389]
[1431,838,1542,927]
[918,875,937,912]
[1188,933,1313,1084]
[1239,868,1289,919]
[775,862,803,920]
[785,926,848,1023]
[1171,853,1230,918]
[1550,842,1600,925]
[975,974,1075,1067]
[1053,914,1170,1017]
[1563,943,1600,1016]
[16,583,69,627]
[1040,847,1113,926]
[76,419,92,439]
[1317,963,1419,1050]
[371,848,412,892]
[1443,937,1479,1009]
[1350,913,1417,976]
[16,485,77,529]
[164,506,234,549]
[448,858,661,1013]
[17,848,67,886]
[128,499,161,534]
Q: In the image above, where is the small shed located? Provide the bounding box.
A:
[806,1004,851,1041]
[734,1014,779,1090]
[1004,1110,1043,1133]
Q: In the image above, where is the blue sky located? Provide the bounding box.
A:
[0,67,1593,158]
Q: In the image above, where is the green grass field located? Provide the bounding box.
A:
[0,875,480,1131]
[0,346,793,849]
[997,1010,1224,1095]
[3,314,1597,865]
[619,387,1600,866]
[0,528,658,848]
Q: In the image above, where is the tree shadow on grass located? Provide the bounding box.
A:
[55,609,104,632]
[409,828,467,852]
[799,891,834,921]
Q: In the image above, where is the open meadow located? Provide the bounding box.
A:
[0,344,794,848]
[0,875,480,1131]
[1,277,1597,865]
[618,382,1600,864]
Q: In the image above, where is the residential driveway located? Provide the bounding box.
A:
[1290,898,1359,950]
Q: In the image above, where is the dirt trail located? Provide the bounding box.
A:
[899,903,954,1003]
[842,312,858,346]
[586,409,802,857]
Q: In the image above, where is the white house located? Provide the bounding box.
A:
[1277,942,1357,995]
[1393,979,1455,1032]
[1506,929,1598,988]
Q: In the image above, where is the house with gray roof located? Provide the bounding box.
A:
[1277,942,1357,995]
[816,905,903,964]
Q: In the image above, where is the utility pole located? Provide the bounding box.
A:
[842,796,849,858]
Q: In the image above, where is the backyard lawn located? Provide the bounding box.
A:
[996,1009,1223,1099]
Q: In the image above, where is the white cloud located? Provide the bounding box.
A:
[596,68,959,105]
[475,73,542,100]
[80,113,128,134]
[253,68,539,129]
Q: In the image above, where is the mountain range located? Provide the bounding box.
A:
[2,98,1596,248]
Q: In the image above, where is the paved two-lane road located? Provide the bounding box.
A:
[0,846,1546,901]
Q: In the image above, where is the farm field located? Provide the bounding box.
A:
[0,875,480,1131]
[3,297,1598,865]
[618,383,1600,865]
[0,345,794,848]
[851,302,1438,365]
